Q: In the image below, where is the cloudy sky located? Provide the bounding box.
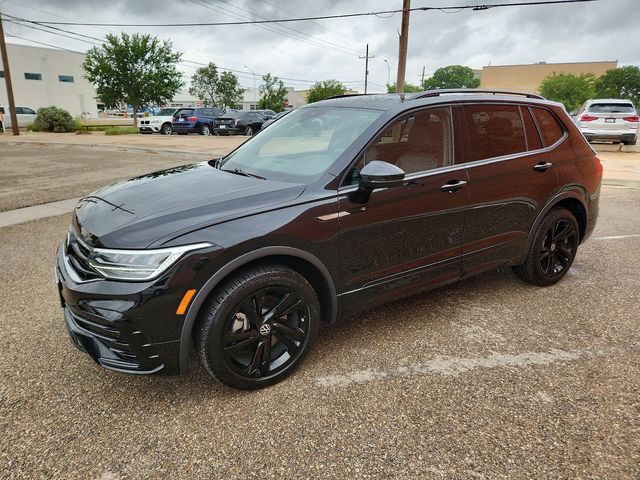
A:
[1,0,638,93]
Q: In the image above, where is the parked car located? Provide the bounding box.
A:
[0,105,37,130]
[55,89,602,389]
[171,107,224,135]
[256,109,277,119]
[574,98,638,145]
[261,109,291,129]
[139,108,178,135]
[213,110,265,136]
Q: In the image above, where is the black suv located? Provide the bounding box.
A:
[213,110,266,136]
[55,90,602,389]
[172,107,224,135]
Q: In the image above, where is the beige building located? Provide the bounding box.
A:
[480,61,618,94]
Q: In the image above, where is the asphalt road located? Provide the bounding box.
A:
[1,184,639,479]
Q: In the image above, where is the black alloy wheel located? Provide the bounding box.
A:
[513,207,579,286]
[196,264,320,389]
[160,123,172,135]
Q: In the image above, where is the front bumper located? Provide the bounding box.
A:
[139,125,161,133]
[55,242,197,375]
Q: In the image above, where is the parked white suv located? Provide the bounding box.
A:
[138,107,178,135]
[574,99,638,145]
[0,106,37,130]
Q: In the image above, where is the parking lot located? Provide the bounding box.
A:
[1,137,639,478]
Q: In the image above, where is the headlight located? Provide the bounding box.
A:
[88,243,213,281]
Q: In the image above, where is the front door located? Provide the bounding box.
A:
[336,106,469,316]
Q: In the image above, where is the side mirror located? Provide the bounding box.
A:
[349,161,405,204]
[360,160,406,189]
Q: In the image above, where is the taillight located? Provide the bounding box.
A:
[580,114,598,122]
[188,116,198,122]
[623,115,639,122]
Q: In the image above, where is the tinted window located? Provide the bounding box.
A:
[24,73,42,80]
[58,75,74,83]
[157,108,176,116]
[176,109,194,116]
[463,104,526,162]
[360,107,452,176]
[21,107,36,115]
[521,107,543,151]
[588,103,635,114]
[532,108,564,147]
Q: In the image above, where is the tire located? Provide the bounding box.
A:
[513,207,579,286]
[200,124,211,136]
[160,123,172,135]
[245,126,253,136]
[195,264,320,390]
[624,139,637,146]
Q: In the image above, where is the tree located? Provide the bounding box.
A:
[189,62,219,107]
[595,66,640,108]
[306,79,346,103]
[387,82,423,93]
[258,73,288,112]
[539,72,595,112]
[215,71,244,109]
[83,33,183,128]
[423,65,480,90]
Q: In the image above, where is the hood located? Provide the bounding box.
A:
[74,162,305,249]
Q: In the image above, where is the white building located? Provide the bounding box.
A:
[0,43,99,118]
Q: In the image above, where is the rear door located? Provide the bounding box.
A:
[17,107,37,127]
[337,106,469,315]
[457,103,560,276]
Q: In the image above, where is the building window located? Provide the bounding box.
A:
[58,75,74,83]
[24,73,42,80]
[0,71,4,78]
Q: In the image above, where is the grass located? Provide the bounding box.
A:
[104,127,139,136]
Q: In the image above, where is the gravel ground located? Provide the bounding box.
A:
[0,185,638,479]
[0,145,208,212]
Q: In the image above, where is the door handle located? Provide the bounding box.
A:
[440,180,467,193]
[533,161,553,172]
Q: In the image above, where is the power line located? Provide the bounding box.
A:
[4,33,86,54]
[23,1,597,27]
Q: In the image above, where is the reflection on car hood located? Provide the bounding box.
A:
[74,162,305,249]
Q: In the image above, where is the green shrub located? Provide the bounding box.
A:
[104,127,139,135]
[26,123,39,132]
[33,106,75,133]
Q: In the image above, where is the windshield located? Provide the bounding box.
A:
[157,108,176,116]
[589,103,635,114]
[219,106,383,183]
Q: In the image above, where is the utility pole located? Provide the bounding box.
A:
[0,11,19,135]
[420,66,426,88]
[359,44,375,94]
[395,0,411,94]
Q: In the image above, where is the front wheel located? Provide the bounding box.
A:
[513,207,579,286]
[160,123,172,135]
[200,124,211,136]
[195,264,320,390]
[245,126,254,136]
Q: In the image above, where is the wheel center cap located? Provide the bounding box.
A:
[550,243,556,252]
[259,324,271,336]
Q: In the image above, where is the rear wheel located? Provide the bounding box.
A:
[245,126,254,136]
[513,207,579,286]
[160,123,172,135]
[195,264,320,390]
[200,124,211,136]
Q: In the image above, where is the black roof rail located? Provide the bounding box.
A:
[411,89,545,100]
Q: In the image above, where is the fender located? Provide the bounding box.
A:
[517,189,588,265]
[178,246,338,373]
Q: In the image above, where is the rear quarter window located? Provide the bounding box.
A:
[532,107,564,147]
[521,107,543,151]
[462,104,526,162]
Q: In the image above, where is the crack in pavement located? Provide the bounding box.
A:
[315,343,639,387]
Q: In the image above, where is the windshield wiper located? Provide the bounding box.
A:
[221,168,266,180]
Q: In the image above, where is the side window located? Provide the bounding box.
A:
[22,107,36,115]
[14,107,24,115]
[521,107,543,151]
[462,104,526,162]
[532,107,564,147]
[364,107,452,175]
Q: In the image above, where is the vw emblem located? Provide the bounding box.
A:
[259,324,271,336]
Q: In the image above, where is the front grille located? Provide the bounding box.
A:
[66,232,100,281]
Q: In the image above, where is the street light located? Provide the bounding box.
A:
[244,65,257,108]
[383,59,391,88]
